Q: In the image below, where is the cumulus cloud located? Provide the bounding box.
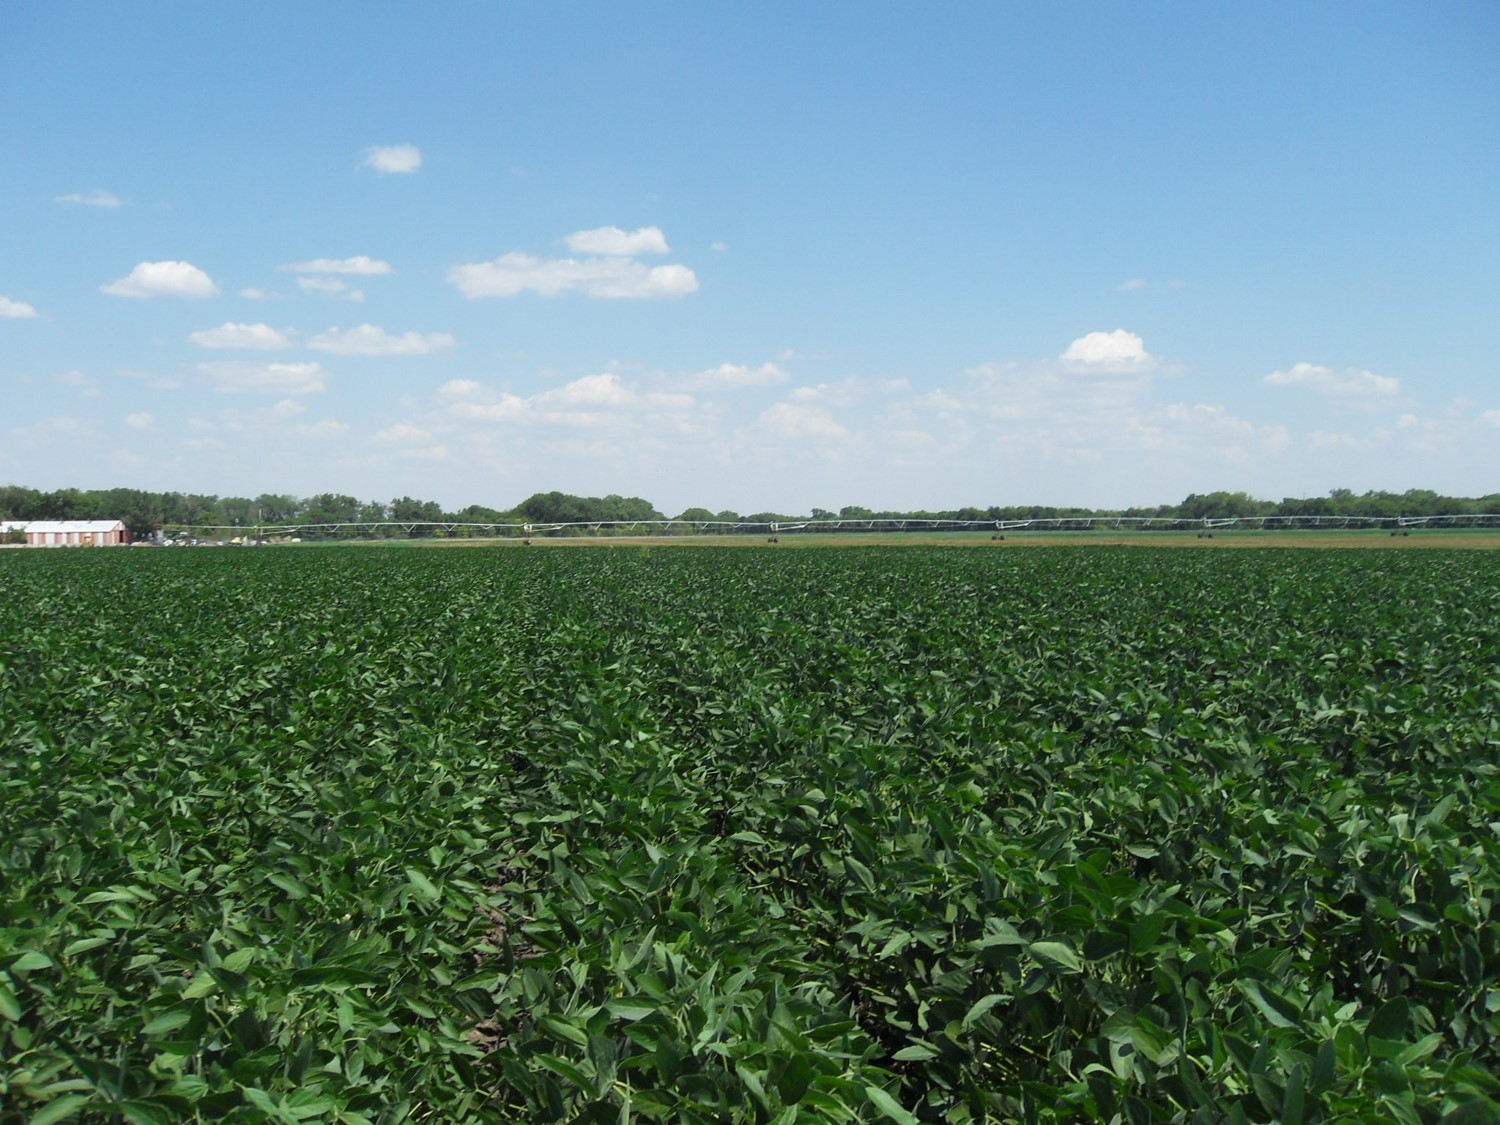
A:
[280,256,393,275]
[687,362,790,388]
[55,188,121,208]
[360,144,422,174]
[542,372,635,408]
[1158,403,1292,453]
[1263,362,1400,397]
[0,296,39,319]
[563,226,670,256]
[1310,430,1360,448]
[752,402,849,440]
[1117,278,1147,292]
[293,420,352,439]
[400,443,448,459]
[1060,329,1155,370]
[371,424,448,459]
[449,394,527,421]
[189,322,291,349]
[910,333,1303,475]
[298,277,364,301]
[308,324,456,356]
[450,229,697,300]
[439,372,699,433]
[789,376,910,406]
[125,412,154,430]
[1482,409,1500,428]
[52,370,101,400]
[8,416,99,448]
[199,360,328,394]
[240,287,282,300]
[117,367,183,391]
[450,251,698,300]
[374,422,434,444]
[102,260,219,299]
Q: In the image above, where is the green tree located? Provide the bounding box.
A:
[94,488,164,539]
[301,494,363,536]
[36,488,87,519]
[0,485,43,520]
[254,493,300,524]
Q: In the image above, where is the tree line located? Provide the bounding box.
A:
[1,484,1497,540]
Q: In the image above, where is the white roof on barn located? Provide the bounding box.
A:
[9,520,127,532]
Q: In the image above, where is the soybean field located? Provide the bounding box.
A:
[2,545,1498,1124]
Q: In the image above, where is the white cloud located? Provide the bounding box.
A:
[450,394,527,421]
[398,443,448,460]
[241,287,282,300]
[543,372,634,408]
[189,322,291,349]
[125,412,154,430]
[370,423,450,462]
[55,370,101,398]
[1158,403,1293,454]
[360,144,422,174]
[293,420,352,439]
[298,277,364,301]
[1393,413,1441,434]
[710,241,729,253]
[308,324,456,356]
[1117,278,1147,292]
[55,188,121,208]
[117,368,183,391]
[564,226,670,256]
[752,402,849,440]
[8,416,99,448]
[687,362,790,388]
[789,376,909,406]
[280,256,393,275]
[1060,329,1155,370]
[890,334,1306,480]
[1482,409,1500,428]
[374,422,433,444]
[102,260,219,299]
[371,424,447,459]
[438,372,701,435]
[1310,430,1360,448]
[450,239,698,300]
[0,296,39,319]
[190,405,348,441]
[1263,362,1400,397]
[199,360,328,394]
[962,350,1151,424]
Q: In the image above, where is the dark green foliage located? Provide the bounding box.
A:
[515,492,664,525]
[2,547,1498,1122]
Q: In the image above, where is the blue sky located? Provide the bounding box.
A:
[3,2,1496,515]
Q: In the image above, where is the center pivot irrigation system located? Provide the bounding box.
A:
[173,512,1500,542]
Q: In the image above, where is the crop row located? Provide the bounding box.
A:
[2,546,1498,1122]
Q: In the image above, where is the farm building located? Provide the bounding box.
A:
[1,519,130,547]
